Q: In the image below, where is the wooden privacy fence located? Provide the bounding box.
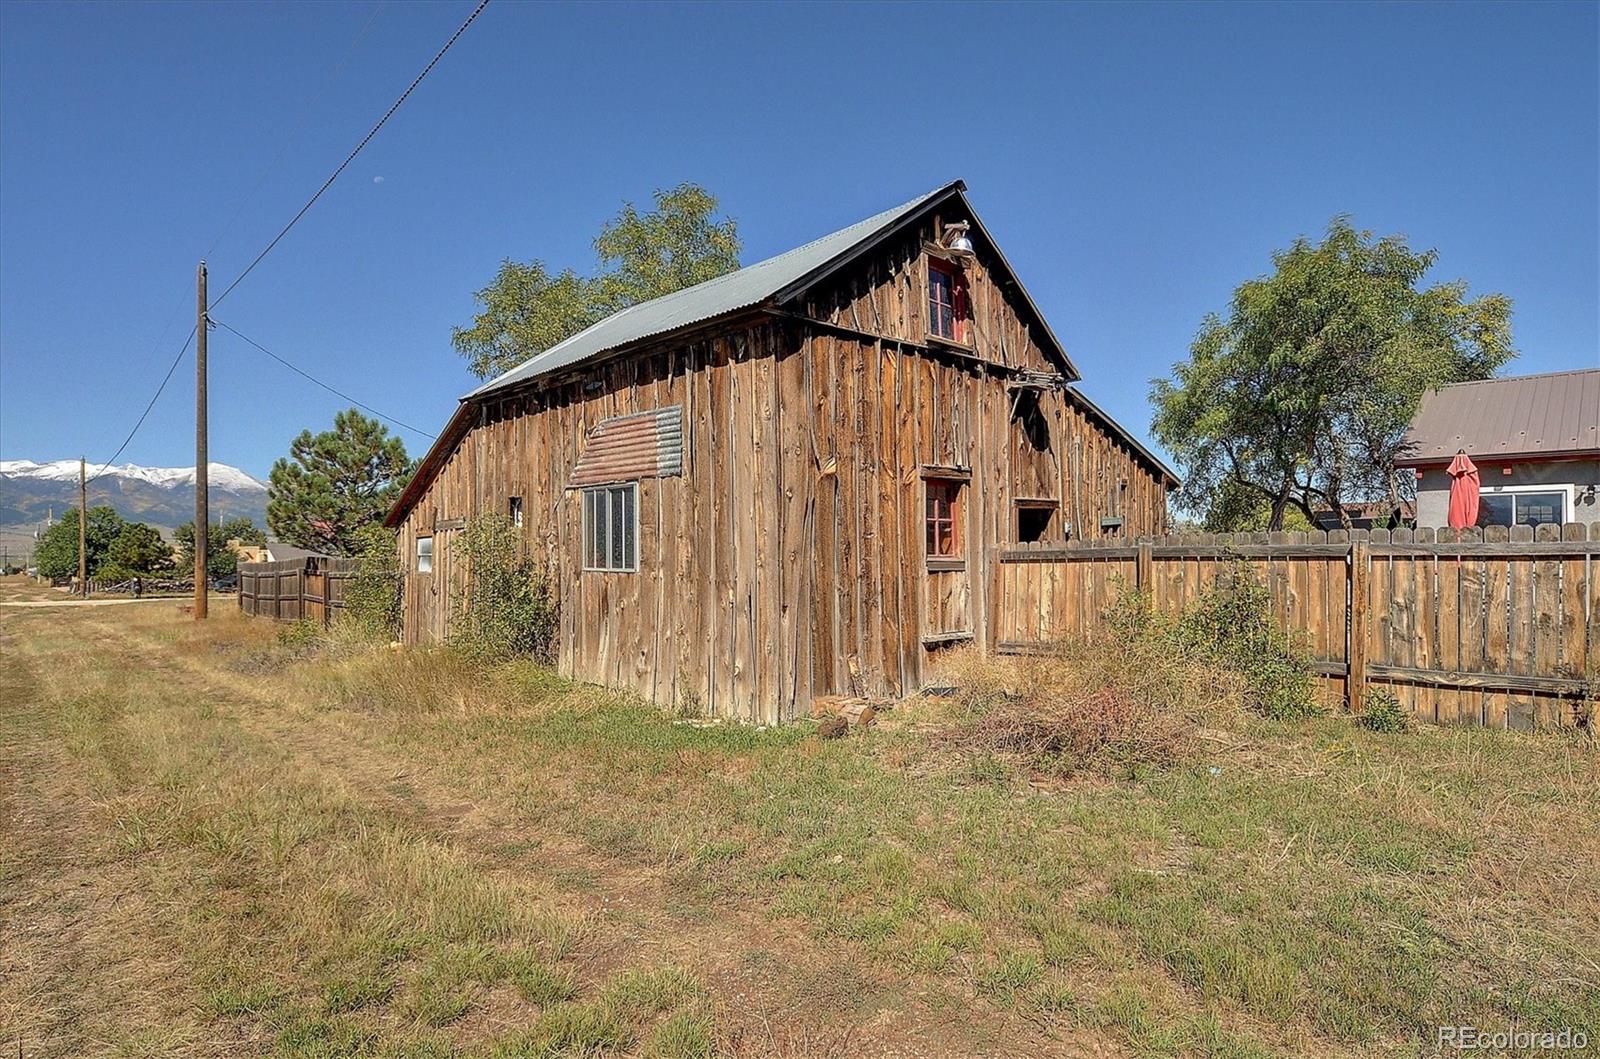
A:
[993,522,1600,730]
[238,557,357,625]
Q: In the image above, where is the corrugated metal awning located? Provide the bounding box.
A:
[569,406,684,488]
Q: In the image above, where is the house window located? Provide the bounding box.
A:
[927,260,969,343]
[1015,500,1058,543]
[583,483,637,572]
[508,495,523,528]
[925,477,965,563]
[416,536,433,574]
[1480,489,1566,528]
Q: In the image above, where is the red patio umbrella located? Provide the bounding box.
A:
[1446,450,1480,529]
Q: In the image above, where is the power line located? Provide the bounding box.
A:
[209,0,491,311]
[82,0,481,480]
[211,317,436,440]
[203,3,386,263]
[86,324,198,484]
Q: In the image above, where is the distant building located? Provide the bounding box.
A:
[1310,500,1415,531]
[1398,368,1599,529]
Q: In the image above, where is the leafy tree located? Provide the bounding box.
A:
[1151,217,1513,530]
[33,507,125,580]
[175,516,266,579]
[101,522,175,580]
[267,409,413,556]
[453,184,741,379]
[341,524,404,641]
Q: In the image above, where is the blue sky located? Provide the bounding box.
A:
[1,0,1595,480]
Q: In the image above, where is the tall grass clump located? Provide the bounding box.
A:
[449,514,559,663]
[937,566,1319,777]
[341,525,404,641]
[1165,567,1320,720]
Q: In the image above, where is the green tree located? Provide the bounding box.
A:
[1151,217,1513,530]
[101,522,175,580]
[452,184,741,379]
[175,516,266,579]
[267,410,413,556]
[33,507,125,579]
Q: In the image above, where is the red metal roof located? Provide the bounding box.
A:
[1398,368,1600,466]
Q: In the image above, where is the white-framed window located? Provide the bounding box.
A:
[1478,484,1571,528]
[508,495,523,528]
[416,535,433,573]
[582,483,637,572]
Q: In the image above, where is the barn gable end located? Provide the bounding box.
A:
[389,183,1174,721]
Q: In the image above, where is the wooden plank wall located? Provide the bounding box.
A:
[393,206,1174,721]
[238,558,356,626]
[995,524,1600,729]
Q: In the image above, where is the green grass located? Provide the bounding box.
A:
[2,593,1596,1058]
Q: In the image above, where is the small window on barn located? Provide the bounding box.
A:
[925,476,966,566]
[582,483,637,572]
[416,536,433,574]
[508,495,523,528]
[1015,500,1058,544]
[927,260,969,343]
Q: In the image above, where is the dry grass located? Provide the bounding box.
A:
[2,585,1598,1059]
[931,637,1239,778]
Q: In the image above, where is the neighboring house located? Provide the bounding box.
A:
[260,543,329,563]
[1398,368,1599,530]
[1310,500,1415,531]
[387,180,1177,721]
[233,543,328,569]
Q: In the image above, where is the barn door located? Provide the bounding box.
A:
[922,472,972,644]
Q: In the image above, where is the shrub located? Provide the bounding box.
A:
[1168,568,1321,720]
[342,525,403,641]
[935,566,1320,777]
[935,634,1213,779]
[448,515,559,663]
[1357,688,1410,733]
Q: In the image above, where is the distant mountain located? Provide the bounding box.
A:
[0,459,269,532]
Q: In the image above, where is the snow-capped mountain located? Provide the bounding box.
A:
[0,459,268,531]
[0,459,265,492]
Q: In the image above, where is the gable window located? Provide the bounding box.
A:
[925,476,966,566]
[927,260,969,343]
[1015,500,1058,544]
[583,483,637,572]
[416,536,433,574]
[508,495,523,528]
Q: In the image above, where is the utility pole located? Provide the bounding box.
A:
[78,456,87,597]
[194,261,208,619]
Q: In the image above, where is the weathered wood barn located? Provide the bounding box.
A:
[387,181,1176,722]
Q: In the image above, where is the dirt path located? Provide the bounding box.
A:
[1,599,1116,1058]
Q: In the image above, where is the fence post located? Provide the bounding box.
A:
[1348,539,1368,710]
[1136,539,1153,594]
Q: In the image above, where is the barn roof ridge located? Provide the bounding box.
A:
[466,180,971,399]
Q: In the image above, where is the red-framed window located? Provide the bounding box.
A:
[928,259,969,343]
[925,478,964,559]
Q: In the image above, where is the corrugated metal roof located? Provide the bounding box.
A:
[468,182,965,399]
[1398,367,1600,465]
[569,406,683,487]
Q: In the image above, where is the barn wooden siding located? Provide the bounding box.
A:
[395,208,1171,722]
[996,523,1600,729]
[396,329,1167,721]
